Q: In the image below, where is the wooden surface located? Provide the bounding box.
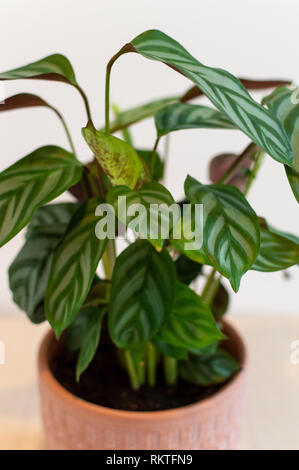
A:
[0,313,299,450]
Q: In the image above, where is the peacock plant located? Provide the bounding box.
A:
[2,30,299,390]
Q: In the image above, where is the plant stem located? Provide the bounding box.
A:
[124,350,140,391]
[76,85,92,122]
[162,134,170,185]
[164,355,177,386]
[244,150,265,195]
[217,142,257,185]
[146,342,157,387]
[201,267,217,305]
[105,45,133,135]
[102,239,116,279]
[150,136,161,176]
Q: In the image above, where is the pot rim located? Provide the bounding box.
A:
[38,319,248,421]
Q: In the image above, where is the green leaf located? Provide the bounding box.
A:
[45,198,108,337]
[66,308,92,352]
[82,279,110,308]
[0,146,82,247]
[252,220,299,272]
[108,240,176,349]
[263,86,299,202]
[136,149,164,182]
[130,30,292,166]
[76,306,106,381]
[106,181,176,249]
[82,121,148,189]
[185,175,260,291]
[0,54,77,85]
[152,338,188,359]
[175,253,202,285]
[107,96,178,133]
[179,348,240,386]
[156,282,224,349]
[8,203,78,323]
[155,103,234,136]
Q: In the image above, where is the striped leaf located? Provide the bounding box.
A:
[252,221,299,272]
[82,121,148,189]
[156,282,224,349]
[130,30,292,166]
[0,54,77,85]
[155,103,234,136]
[8,203,78,323]
[106,182,176,249]
[108,239,176,348]
[152,338,188,359]
[45,198,108,337]
[107,96,178,133]
[263,86,299,203]
[0,146,82,247]
[179,348,240,386]
[76,306,106,381]
[185,175,260,291]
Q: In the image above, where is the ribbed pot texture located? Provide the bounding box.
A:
[38,320,247,450]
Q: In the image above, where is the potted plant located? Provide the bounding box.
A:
[1,30,299,451]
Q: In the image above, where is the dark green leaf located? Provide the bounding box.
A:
[175,253,202,285]
[8,203,78,323]
[0,146,82,247]
[156,282,224,349]
[252,220,299,272]
[76,306,106,381]
[152,338,188,359]
[0,54,78,85]
[82,279,110,308]
[130,30,292,166]
[185,175,260,291]
[66,308,94,352]
[106,181,176,249]
[179,348,240,386]
[136,149,164,182]
[82,121,148,189]
[45,199,108,337]
[155,103,234,136]
[108,240,176,348]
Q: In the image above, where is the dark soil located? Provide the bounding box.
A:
[51,336,225,412]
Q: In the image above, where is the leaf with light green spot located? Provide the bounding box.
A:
[252,219,299,272]
[0,146,82,247]
[185,175,260,291]
[155,102,234,136]
[128,30,292,166]
[76,306,106,381]
[106,182,176,250]
[108,240,176,349]
[156,282,224,349]
[45,198,108,337]
[82,121,148,189]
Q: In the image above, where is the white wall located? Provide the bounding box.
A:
[0,0,299,315]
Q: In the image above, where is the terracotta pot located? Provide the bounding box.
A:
[38,320,247,450]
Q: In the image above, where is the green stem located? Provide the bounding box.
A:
[217,142,257,185]
[162,134,170,185]
[201,268,217,304]
[244,150,265,195]
[102,239,116,279]
[164,355,177,386]
[105,45,133,135]
[150,136,161,176]
[146,342,157,387]
[50,107,77,156]
[124,350,140,390]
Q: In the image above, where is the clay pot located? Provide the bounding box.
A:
[38,321,247,450]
